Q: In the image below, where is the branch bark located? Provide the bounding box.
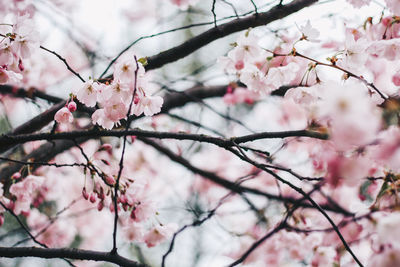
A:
[0,247,146,267]
[145,0,318,70]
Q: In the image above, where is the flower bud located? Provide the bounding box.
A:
[82,187,89,200]
[89,193,97,203]
[97,201,104,211]
[68,101,77,112]
[105,175,115,186]
[11,172,21,180]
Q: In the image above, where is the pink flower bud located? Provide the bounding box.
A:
[99,143,112,151]
[18,59,24,72]
[134,96,140,104]
[109,202,115,212]
[105,176,115,186]
[235,60,244,70]
[11,172,21,180]
[119,194,127,204]
[393,73,400,86]
[21,210,30,217]
[97,188,105,200]
[244,98,254,105]
[130,208,136,220]
[8,201,15,211]
[97,201,104,211]
[68,101,77,112]
[89,193,97,203]
[101,159,110,166]
[82,187,89,200]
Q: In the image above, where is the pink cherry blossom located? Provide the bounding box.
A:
[132,94,163,116]
[143,223,178,247]
[54,107,73,124]
[240,67,272,93]
[370,126,400,172]
[223,87,260,105]
[75,80,100,107]
[104,101,128,122]
[338,32,369,73]
[300,20,320,42]
[0,38,15,66]
[317,81,381,150]
[27,209,76,247]
[0,66,22,84]
[9,175,44,215]
[267,62,299,88]
[123,222,145,242]
[232,33,263,62]
[113,54,144,85]
[92,109,115,130]
[11,14,39,59]
[311,246,336,267]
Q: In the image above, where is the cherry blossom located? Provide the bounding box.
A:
[299,20,320,42]
[0,66,22,84]
[92,109,115,129]
[54,107,73,124]
[103,100,128,122]
[232,33,263,63]
[75,80,100,107]
[113,54,144,85]
[132,94,163,116]
[9,175,44,215]
[239,67,272,93]
[338,32,369,73]
[143,223,178,247]
[267,62,299,88]
[0,38,14,66]
[317,81,381,150]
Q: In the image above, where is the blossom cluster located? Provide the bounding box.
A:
[55,53,164,129]
[214,6,400,265]
[0,14,39,84]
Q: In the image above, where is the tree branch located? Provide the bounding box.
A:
[0,128,328,148]
[0,247,146,267]
[145,0,317,70]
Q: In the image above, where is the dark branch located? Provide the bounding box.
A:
[145,0,317,70]
[0,247,146,267]
[0,128,328,148]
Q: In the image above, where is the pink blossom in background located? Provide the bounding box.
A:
[143,223,178,247]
